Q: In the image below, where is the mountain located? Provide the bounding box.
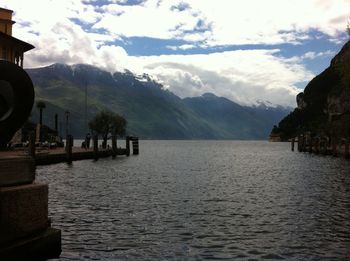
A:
[26,63,291,140]
[274,40,350,141]
[184,93,290,139]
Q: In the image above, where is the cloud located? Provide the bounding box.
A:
[22,24,309,107]
[285,50,336,64]
[4,0,350,47]
[166,44,196,50]
[301,50,335,60]
[2,0,344,107]
[88,0,350,45]
[112,49,312,107]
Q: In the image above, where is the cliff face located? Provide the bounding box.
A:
[275,40,350,140]
[327,41,350,138]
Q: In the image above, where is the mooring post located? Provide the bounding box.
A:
[93,135,98,160]
[341,138,349,159]
[297,135,302,152]
[302,134,306,152]
[345,139,349,159]
[291,138,295,152]
[28,131,36,158]
[66,135,73,164]
[132,137,139,155]
[126,136,130,156]
[309,136,313,153]
[314,137,320,154]
[112,135,117,158]
[332,137,337,157]
[320,136,326,155]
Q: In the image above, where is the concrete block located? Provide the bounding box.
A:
[0,157,35,187]
[0,183,49,243]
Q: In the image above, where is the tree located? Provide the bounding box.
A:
[88,110,127,148]
[347,19,350,36]
[36,100,46,125]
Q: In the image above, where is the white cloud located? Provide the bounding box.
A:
[86,0,350,45]
[20,23,309,107]
[166,44,196,50]
[2,0,344,107]
[4,0,350,46]
[301,50,335,60]
[125,50,312,106]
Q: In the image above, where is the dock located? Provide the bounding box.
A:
[290,134,349,159]
[0,136,140,166]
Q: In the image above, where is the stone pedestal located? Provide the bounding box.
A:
[0,157,35,186]
[0,157,61,260]
[0,228,61,261]
[0,183,49,243]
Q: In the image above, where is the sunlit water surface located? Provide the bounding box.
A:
[36,141,350,260]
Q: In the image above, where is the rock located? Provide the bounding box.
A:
[275,40,350,140]
[296,92,307,110]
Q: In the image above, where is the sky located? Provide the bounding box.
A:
[2,0,350,107]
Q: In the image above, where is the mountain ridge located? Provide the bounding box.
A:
[26,63,291,140]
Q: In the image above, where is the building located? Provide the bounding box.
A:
[0,7,35,145]
[0,7,34,67]
[269,132,282,142]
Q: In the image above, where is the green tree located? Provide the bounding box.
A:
[88,110,127,148]
[36,100,46,126]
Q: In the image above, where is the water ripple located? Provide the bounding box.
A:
[37,141,350,260]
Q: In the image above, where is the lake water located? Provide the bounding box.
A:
[36,141,350,260]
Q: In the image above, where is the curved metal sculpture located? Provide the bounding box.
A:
[0,60,34,148]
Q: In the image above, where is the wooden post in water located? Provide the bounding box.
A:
[112,135,117,159]
[302,134,307,152]
[345,139,349,159]
[297,135,302,152]
[66,135,73,164]
[320,136,327,155]
[126,136,130,156]
[291,138,295,152]
[331,137,337,157]
[93,135,98,160]
[314,137,320,154]
[341,138,349,159]
[308,136,313,153]
[28,131,36,158]
[132,137,139,155]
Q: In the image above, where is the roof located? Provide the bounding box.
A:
[0,32,34,52]
[0,7,13,13]
[0,18,15,24]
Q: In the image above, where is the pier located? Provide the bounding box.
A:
[1,136,139,166]
[291,133,350,159]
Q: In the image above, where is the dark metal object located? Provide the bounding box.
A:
[0,60,34,148]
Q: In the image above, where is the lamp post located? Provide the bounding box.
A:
[54,113,58,132]
[65,110,70,137]
[85,80,88,134]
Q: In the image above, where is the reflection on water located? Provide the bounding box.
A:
[36,141,350,260]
